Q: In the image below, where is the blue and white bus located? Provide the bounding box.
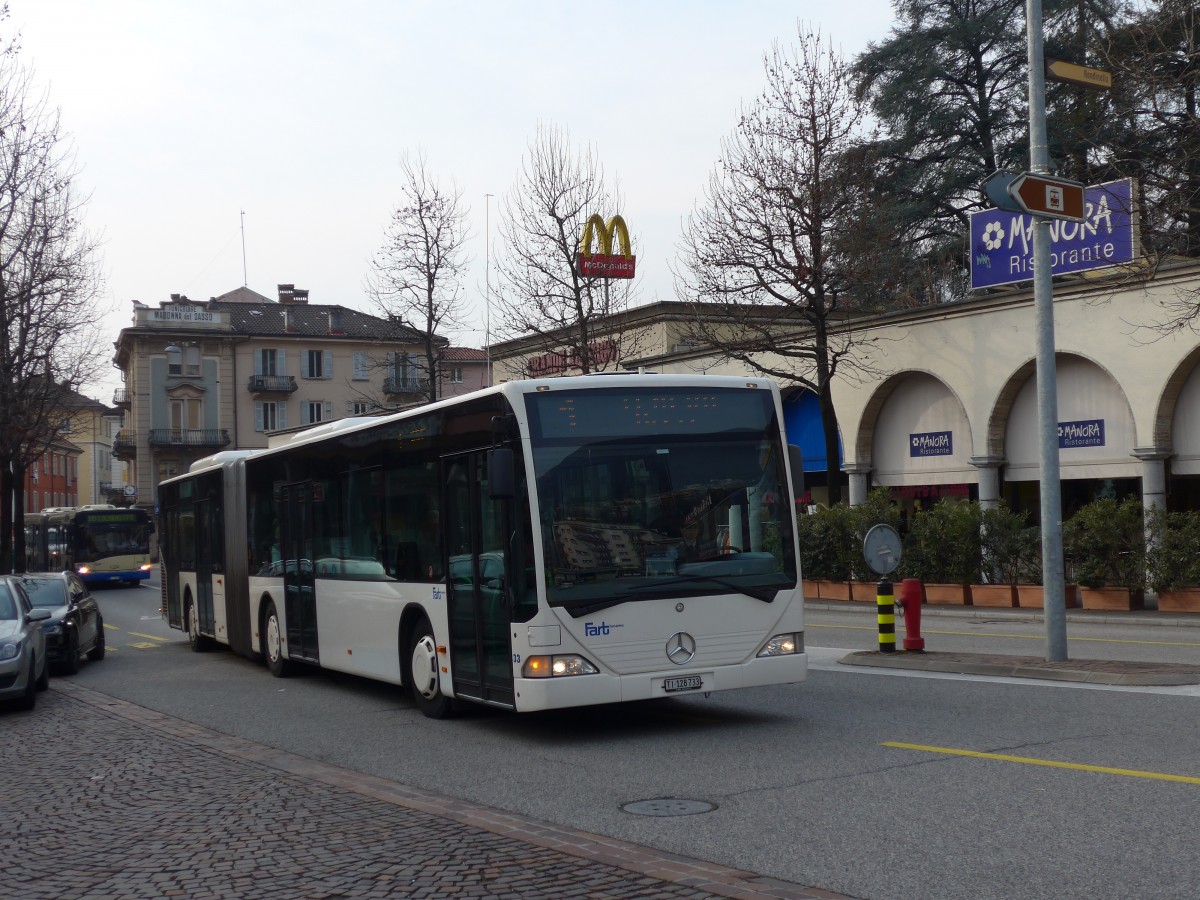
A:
[25,505,154,585]
[158,374,807,717]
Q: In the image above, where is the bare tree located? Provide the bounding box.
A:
[677,28,880,505]
[492,124,643,376]
[365,150,470,404]
[0,48,107,571]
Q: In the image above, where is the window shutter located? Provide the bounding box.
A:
[277,349,287,376]
[323,400,333,420]
[353,351,367,380]
[301,351,311,379]
[323,350,333,379]
[254,402,264,432]
[254,351,263,376]
[278,404,287,429]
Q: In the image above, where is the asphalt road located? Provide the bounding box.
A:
[59,580,1200,900]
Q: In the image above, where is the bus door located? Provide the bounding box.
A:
[279,482,319,663]
[194,498,215,634]
[162,505,182,629]
[442,451,514,707]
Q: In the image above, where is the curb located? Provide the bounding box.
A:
[839,650,1200,686]
[806,598,1200,629]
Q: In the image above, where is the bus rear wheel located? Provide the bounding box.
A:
[407,619,453,719]
[263,601,293,678]
[186,599,212,652]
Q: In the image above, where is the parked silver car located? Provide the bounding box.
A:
[0,576,51,710]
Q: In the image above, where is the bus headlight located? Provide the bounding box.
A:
[140,564,153,571]
[522,654,599,678]
[757,632,803,657]
[77,565,91,575]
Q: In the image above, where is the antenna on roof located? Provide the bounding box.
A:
[240,209,248,286]
[485,193,493,387]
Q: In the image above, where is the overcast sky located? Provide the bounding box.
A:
[13,1,898,398]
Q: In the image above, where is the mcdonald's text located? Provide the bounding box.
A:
[577,253,636,279]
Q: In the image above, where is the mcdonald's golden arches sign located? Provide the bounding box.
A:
[577,214,636,279]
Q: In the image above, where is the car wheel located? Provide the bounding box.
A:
[87,617,106,661]
[262,601,293,678]
[17,655,37,710]
[60,634,81,676]
[407,618,454,719]
[186,599,212,652]
[35,652,49,691]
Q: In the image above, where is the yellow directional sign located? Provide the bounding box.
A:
[1046,58,1112,91]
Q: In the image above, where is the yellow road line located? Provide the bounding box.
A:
[807,623,1200,647]
[127,631,171,642]
[883,741,1200,785]
[104,622,119,630]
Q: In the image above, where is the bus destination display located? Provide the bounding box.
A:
[527,388,773,440]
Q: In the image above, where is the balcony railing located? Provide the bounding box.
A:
[112,431,137,458]
[247,374,298,393]
[112,388,130,407]
[384,376,430,396]
[148,428,231,449]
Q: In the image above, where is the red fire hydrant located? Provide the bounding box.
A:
[900,578,925,651]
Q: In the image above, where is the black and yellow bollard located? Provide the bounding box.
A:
[876,579,896,653]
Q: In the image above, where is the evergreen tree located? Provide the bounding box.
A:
[853,0,1030,304]
[1100,0,1199,261]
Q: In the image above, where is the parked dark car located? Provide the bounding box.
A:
[0,576,50,709]
[18,572,105,675]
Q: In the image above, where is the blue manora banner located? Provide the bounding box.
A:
[969,178,1137,290]
[910,431,953,458]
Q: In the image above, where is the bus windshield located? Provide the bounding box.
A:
[77,513,151,562]
[525,386,797,614]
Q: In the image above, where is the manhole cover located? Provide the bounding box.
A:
[621,798,716,817]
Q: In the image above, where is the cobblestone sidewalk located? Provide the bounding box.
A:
[3,684,849,900]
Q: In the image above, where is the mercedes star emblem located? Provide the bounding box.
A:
[666,631,696,665]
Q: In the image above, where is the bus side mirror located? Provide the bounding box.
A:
[788,444,805,499]
[488,448,515,499]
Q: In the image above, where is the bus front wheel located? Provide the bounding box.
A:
[407,619,453,719]
[263,601,293,678]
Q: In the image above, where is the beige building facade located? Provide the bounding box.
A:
[63,391,127,506]
[113,284,480,510]
[490,262,1200,517]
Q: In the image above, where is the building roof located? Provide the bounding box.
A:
[63,388,117,415]
[212,286,274,304]
[210,301,431,343]
[442,347,486,361]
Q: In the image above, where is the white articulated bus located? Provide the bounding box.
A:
[157,374,807,717]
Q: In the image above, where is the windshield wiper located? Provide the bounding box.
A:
[640,575,778,604]
[554,575,779,619]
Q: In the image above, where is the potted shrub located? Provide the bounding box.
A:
[795,502,857,600]
[973,503,1034,608]
[900,498,981,604]
[1062,497,1145,610]
[1145,506,1200,613]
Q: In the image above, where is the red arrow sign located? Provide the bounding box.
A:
[1007,173,1085,221]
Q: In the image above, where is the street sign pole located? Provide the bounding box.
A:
[1027,0,1068,662]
